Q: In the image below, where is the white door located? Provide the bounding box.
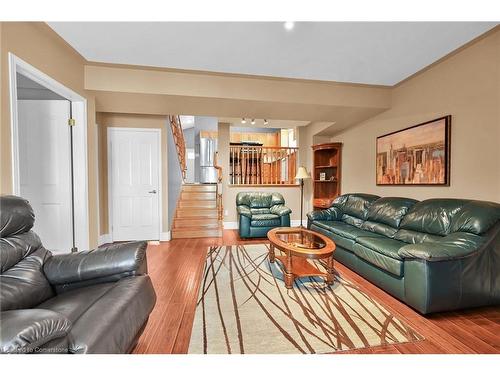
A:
[17,100,73,252]
[109,128,161,241]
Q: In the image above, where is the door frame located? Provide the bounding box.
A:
[8,53,90,251]
[107,127,162,242]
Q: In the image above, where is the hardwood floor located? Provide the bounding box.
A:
[132,230,500,354]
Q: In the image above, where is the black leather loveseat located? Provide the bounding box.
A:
[0,195,157,353]
[307,193,500,314]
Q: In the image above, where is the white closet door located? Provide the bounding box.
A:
[109,128,160,241]
[18,100,73,252]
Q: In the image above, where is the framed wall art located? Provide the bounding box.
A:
[376,116,451,186]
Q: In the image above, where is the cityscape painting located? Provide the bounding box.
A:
[376,116,451,185]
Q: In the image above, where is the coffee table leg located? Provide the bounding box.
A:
[284,253,294,288]
[269,244,275,263]
[326,255,335,285]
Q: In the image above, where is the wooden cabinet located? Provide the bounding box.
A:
[312,143,342,209]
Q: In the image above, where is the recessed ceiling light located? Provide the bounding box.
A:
[251,119,255,125]
[241,118,246,124]
[284,22,295,31]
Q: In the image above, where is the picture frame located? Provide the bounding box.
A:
[376,115,451,186]
[319,172,326,181]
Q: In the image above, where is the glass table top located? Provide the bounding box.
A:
[275,230,326,250]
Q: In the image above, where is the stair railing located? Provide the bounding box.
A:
[168,115,187,181]
[214,151,223,221]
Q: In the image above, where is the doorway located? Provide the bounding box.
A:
[107,127,162,241]
[9,53,89,253]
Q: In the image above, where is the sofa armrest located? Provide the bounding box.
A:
[237,205,252,218]
[44,241,148,288]
[307,206,343,222]
[270,204,291,217]
[398,232,486,261]
[0,309,71,353]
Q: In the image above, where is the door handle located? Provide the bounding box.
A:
[148,190,157,194]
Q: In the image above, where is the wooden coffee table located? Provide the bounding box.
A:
[267,227,336,289]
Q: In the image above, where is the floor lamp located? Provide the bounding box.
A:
[295,166,310,227]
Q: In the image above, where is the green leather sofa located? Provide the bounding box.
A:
[237,192,291,238]
[307,193,500,314]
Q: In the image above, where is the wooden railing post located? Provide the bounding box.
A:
[228,145,298,186]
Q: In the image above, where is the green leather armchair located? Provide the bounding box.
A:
[236,192,291,238]
[307,193,500,314]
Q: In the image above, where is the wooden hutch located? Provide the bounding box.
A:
[312,142,342,209]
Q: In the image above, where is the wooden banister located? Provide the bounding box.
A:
[229,145,298,185]
[214,151,223,220]
[168,115,187,181]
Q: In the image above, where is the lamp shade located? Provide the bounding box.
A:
[295,166,310,180]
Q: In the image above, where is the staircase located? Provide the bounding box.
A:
[171,184,222,239]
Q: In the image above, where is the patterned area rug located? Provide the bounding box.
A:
[188,244,422,354]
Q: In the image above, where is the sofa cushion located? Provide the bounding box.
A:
[64,276,156,353]
[341,214,365,228]
[250,213,281,227]
[236,192,285,208]
[342,194,380,220]
[400,199,467,236]
[0,195,35,238]
[366,197,418,228]
[0,309,72,354]
[361,220,398,238]
[313,221,383,241]
[250,208,271,215]
[310,223,356,251]
[353,243,404,277]
[38,282,116,323]
[394,229,442,244]
[450,201,500,235]
[0,246,54,311]
[355,237,406,260]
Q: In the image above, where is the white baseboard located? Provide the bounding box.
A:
[223,221,238,229]
[98,233,112,246]
[160,231,171,241]
[224,220,306,230]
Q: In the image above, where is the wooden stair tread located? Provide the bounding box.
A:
[171,228,222,239]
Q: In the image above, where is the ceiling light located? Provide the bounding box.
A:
[264,119,269,125]
[284,22,295,31]
[241,118,246,124]
[251,119,255,125]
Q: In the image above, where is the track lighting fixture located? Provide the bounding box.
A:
[251,119,255,125]
[241,118,246,124]
[264,119,269,125]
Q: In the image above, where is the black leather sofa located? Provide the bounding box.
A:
[307,193,500,314]
[0,195,157,353]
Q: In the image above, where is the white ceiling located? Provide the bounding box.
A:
[219,117,309,129]
[48,22,497,86]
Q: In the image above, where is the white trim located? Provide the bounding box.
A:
[107,127,163,242]
[223,221,238,229]
[98,233,112,246]
[8,53,89,251]
[224,220,305,229]
[160,232,171,241]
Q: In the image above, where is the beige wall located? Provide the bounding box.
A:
[331,29,500,202]
[96,113,169,235]
[0,22,100,247]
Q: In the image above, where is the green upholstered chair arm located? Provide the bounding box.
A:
[398,232,486,261]
[307,206,343,222]
[237,205,252,218]
[270,204,292,217]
